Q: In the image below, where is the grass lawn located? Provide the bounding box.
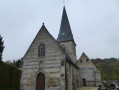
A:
[79,87,98,90]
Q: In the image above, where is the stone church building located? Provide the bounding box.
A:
[20,7,101,90]
[77,52,101,87]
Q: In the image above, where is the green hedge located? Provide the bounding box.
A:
[0,61,21,90]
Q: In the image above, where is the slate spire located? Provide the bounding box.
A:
[57,7,75,44]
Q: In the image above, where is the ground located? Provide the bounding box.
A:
[79,87,98,90]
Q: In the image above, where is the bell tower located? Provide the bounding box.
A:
[57,7,76,63]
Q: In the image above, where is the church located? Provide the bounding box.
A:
[20,7,101,90]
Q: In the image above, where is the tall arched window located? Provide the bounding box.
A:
[80,59,82,63]
[38,43,45,57]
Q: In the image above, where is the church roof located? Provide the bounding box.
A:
[66,54,79,69]
[57,7,75,45]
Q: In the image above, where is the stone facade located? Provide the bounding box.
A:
[20,25,79,90]
[20,6,101,90]
[20,26,66,90]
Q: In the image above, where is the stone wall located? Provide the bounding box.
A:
[79,67,101,87]
[20,26,66,90]
[95,68,101,86]
[59,41,76,63]
[79,67,95,86]
[66,62,79,90]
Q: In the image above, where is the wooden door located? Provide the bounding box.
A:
[83,79,86,86]
[36,73,45,90]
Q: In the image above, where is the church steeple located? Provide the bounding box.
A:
[57,6,76,63]
[57,7,75,45]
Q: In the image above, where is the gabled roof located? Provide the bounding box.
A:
[23,24,65,58]
[57,7,75,45]
[80,52,89,59]
[77,52,97,68]
[66,54,79,69]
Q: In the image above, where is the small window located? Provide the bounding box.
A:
[38,43,45,57]
[86,59,88,62]
[80,59,82,63]
[62,44,66,50]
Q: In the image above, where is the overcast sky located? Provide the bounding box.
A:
[0,0,119,61]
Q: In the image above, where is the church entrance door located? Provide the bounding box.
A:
[83,79,86,86]
[36,73,45,90]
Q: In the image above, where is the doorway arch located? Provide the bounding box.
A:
[36,72,45,90]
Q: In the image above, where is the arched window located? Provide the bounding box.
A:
[80,59,82,63]
[38,43,45,57]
